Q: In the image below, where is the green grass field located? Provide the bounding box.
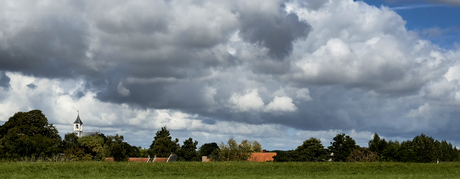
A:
[1,162,460,179]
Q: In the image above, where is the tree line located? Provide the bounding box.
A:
[0,110,261,161]
[1,110,459,162]
[273,133,460,163]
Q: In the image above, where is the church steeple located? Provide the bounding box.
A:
[73,111,83,136]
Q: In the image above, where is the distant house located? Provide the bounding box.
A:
[73,113,100,137]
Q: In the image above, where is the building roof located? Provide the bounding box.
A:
[74,114,83,124]
[248,152,277,162]
[153,158,168,162]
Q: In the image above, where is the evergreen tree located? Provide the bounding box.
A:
[380,140,400,162]
[368,133,387,159]
[328,133,356,162]
[148,126,179,157]
[177,137,199,161]
[410,134,440,163]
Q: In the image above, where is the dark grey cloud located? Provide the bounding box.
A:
[291,0,329,10]
[26,83,37,89]
[0,14,89,78]
[0,72,10,89]
[238,12,311,60]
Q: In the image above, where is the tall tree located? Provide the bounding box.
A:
[177,137,199,161]
[103,134,131,162]
[328,133,356,162]
[410,134,440,163]
[295,137,328,162]
[0,110,61,158]
[149,126,179,157]
[252,141,263,152]
[380,140,400,162]
[368,133,387,158]
[198,142,219,158]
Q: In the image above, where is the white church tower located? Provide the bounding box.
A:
[73,112,83,137]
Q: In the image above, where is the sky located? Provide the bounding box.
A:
[1,0,460,150]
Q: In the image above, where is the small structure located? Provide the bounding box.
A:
[73,112,100,137]
[202,156,208,162]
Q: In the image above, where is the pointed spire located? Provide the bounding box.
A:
[74,111,83,124]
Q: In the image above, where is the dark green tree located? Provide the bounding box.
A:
[410,134,440,163]
[0,110,61,158]
[380,140,400,162]
[103,134,130,161]
[61,133,79,150]
[149,126,179,157]
[272,150,297,162]
[368,133,387,158]
[61,133,106,161]
[198,142,219,159]
[177,137,199,161]
[439,140,454,161]
[328,133,356,162]
[295,137,328,161]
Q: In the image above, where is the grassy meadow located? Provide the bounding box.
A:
[1,162,460,179]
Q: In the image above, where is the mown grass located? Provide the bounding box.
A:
[1,162,460,179]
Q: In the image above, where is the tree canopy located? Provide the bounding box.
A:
[177,137,199,161]
[218,139,262,161]
[328,133,356,162]
[295,137,328,162]
[0,110,61,158]
[149,126,179,157]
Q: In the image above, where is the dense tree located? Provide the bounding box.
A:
[177,137,199,161]
[218,138,261,161]
[0,110,61,158]
[380,140,400,162]
[368,133,387,158]
[410,134,440,163]
[78,135,105,160]
[62,133,107,161]
[199,142,219,159]
[347,147,378,162]
[149,126,179,157]
[328,133,356,162]
[103,134,131,161]
[272,150,297,162]
[61,133,79,150]
[295,137,328,162]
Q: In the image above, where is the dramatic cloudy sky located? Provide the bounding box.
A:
[1,0,460,150]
